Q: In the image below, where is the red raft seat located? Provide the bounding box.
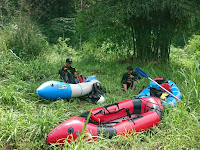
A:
[46,97,164,144]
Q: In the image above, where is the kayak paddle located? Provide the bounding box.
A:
[135,67,181,101]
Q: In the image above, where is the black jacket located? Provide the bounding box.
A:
[59,66,77,83]
[121,71,141,84]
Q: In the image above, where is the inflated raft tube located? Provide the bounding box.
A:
[137,78,182,106]
[36,76,99,100]
[46,97,163,144]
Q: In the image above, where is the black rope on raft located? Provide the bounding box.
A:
[134,97,164,114]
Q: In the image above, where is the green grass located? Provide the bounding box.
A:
[0,44,200,150]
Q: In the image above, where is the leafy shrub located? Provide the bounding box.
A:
[1,15,47,58]
[187,35,200,59]
[0,0,47,59]
[78,41,128,63]
[52,37,75,56]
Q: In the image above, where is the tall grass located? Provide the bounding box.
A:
[0,1,47,58]
[0,41,200,149]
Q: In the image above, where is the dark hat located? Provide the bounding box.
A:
[66,58,72,64]
[127,66,133,70]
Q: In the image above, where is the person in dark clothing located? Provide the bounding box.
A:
[59,58,78,83]
[121,66,141,92]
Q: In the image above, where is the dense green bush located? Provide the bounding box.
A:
[0,14,47,58]
[77,41,129,64]
[0,0,47,58]
[187,35,200,60]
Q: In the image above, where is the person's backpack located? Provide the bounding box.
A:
[78,75,86,83]
[89,82,105,104]
[149,78,170,100]
[150,87,163,97]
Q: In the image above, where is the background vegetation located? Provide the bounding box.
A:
[0,0,200,149]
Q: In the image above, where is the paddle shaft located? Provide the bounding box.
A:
[148,77,181,101]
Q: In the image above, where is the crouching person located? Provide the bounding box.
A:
[121,66,141,92]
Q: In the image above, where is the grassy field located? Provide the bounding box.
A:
[0,44,200,150]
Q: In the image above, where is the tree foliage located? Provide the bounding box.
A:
[76,0,200,62]
[0,0,77,45]
[31,0,76,44]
